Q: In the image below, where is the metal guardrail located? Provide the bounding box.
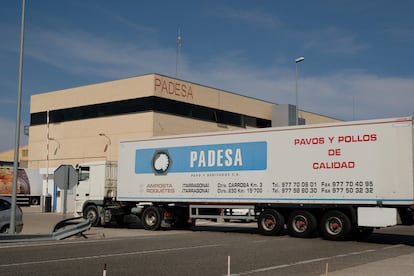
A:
[0,217,91,243]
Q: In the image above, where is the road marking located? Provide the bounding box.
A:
[0,232,191,249]
[231,245,405,275]
[250,238,290,244]
[0,236,154,249]
[0,244,222,268]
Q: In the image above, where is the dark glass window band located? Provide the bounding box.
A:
[30,96,271,128]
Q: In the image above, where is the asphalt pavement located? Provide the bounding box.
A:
[21,206,70,234]
[14,206,414,275]
[20,206,154,239]
[322,253,414,276]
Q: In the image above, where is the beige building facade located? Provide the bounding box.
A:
[0,145,29,167]
[23,73,340,212]
[28,73,339,169]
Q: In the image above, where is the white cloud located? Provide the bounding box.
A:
[0,97,16,106]
[209,6,283,29]
[1,24,412,152]
[26,28,176,79]
[26,26,412,122]
[384,26,414,45]
[337,74,414,119]
[302,27,370,55]
[112,15,159,38]
[185,56,413,121]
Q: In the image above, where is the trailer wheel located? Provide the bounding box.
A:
[320,210,351,241]
[142,207,162,231]
[258,209,285,236]
[84,205,101,227]
[287,210,317,238]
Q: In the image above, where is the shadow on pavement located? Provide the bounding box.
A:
[363,233,414,246]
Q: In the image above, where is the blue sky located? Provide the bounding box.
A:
[1,0,413,152]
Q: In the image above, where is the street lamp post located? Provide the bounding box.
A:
[295,56,305,125]
[10,0,26,234]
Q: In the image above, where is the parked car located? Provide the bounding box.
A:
[0,196,24,233]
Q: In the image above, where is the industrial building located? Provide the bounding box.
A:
[28,73,338,168]
[23,73,339,211]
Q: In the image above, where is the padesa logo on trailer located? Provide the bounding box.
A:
[151,150,172,175]
[136,141,267,175]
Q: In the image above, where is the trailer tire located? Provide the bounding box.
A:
[320,210,351,241]
[142,207,162,231]
[287,210,317,238]
[258,209,285,236]
[84,205,101,227]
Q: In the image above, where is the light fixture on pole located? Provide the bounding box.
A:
[99,133,111,161]
[49,137,61,155]
[295,56,305,125]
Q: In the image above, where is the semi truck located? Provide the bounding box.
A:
[75,116,414,240]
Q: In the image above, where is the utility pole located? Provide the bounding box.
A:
[11,0,26,234]
[176,29,182,78]
[295,57,305,125]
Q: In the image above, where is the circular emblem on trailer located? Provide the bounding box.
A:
[152,150,171,175]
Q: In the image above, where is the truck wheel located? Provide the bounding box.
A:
[258,209,285,236]
[142,207,162,231]
[287,210,317,238]
[84,205,101,227]
[320,210,351,241]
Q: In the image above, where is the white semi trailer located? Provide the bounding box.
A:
[75,116,414,240]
